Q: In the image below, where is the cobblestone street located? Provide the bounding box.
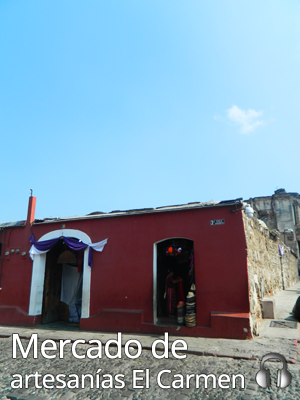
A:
[0,334,299,400]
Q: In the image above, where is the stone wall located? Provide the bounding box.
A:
[243,212,299,336]
[247,190,300,257]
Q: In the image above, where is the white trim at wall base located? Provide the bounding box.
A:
[28,229,92,319]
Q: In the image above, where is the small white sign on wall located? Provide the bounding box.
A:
[210,219,225,225]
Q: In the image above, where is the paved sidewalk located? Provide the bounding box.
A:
[259,280,300,340]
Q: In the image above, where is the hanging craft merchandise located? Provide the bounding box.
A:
[166,246,182,256]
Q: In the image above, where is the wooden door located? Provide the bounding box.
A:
[41,245,62,324]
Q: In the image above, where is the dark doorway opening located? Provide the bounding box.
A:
[156,238,194,325]
[41,239,83,326]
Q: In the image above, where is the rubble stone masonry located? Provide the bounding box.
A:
[247,190,300,258]
[243,212,299,337]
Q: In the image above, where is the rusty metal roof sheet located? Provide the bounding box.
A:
[31,198,244,225]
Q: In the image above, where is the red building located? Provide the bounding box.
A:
[0,196,251,339]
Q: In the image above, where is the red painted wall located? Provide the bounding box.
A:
[0,224,38,326]
[0,201,251,339]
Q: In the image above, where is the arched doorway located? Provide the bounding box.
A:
[41,238,84,325]
[28,229,92,320]
[153,238,195,326]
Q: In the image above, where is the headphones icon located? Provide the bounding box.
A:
[256,353,292,389]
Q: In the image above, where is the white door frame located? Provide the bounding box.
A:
[28,229,92,318]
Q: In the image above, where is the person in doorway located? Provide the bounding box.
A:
[165,271,182,317]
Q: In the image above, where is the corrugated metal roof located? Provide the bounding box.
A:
[0,220,26,228]
[32,198,244,225]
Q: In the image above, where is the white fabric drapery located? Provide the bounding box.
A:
[61,263,83,323]
[89,238,108,252]
[61,264,83,307]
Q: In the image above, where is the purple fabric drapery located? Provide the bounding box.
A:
[30,234,94,267]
